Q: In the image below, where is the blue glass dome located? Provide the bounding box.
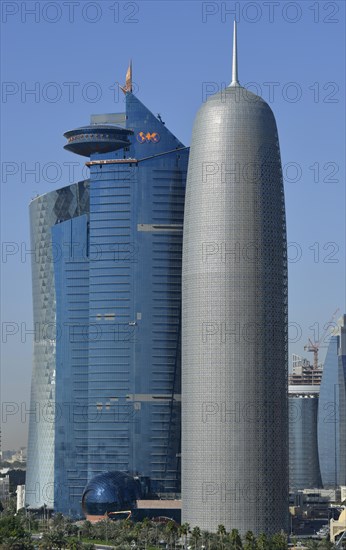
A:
[82,471,141,517]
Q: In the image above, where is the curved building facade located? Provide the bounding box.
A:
[337,316,346,485]
[289,386,322,490]
[317,334,340,487]
[82,471,141,518]
[182,26,288,534]
[26,181,90,509]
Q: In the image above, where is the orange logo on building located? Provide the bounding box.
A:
[136,131,160,144]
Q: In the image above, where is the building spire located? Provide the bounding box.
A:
[120,59,133,94]
[230,20,239,86]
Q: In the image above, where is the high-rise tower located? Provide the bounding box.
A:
[289,385,322,490]
[317,315,346,488]
[26,67,189,516]
[26,181,89,511]
[182,23,288,534]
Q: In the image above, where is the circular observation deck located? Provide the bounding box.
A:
[64,125,133,157]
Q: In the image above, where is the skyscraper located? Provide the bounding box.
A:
[289,385,322,490]
[317,315,346,488]
[317,334,340,487]
[182,23,288,534]
[26,73,189,516]
[26,182,90,511]
[337,316,346,485]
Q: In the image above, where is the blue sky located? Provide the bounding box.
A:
[1,0,345,449]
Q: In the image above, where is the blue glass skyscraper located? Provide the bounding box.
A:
[26,182,89,511]
[318,335,340,487]
[26,74,189,516]
[337,316,346,485]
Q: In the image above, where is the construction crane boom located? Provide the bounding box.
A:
[304,308,340,369]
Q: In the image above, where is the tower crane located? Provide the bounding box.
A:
[304,308,340,369]
[304,338,319,370]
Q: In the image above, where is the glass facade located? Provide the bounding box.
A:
[82,472,141,517]
[337,317,346,485]
[52,215,90,515]
[25,91,188,515]
[289,386,322,490]
[26,182,90,509]
[317,335,340,487]
[83,93,188,510]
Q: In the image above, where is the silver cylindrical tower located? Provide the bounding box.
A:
[182,24,288,534]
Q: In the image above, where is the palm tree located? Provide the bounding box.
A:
[256,533,268,550]
[243,531,256,550]
[217,524,227,549]
[38,532,55,549]
[180,522,190,550]
[81,519,93,539]
[317,540,335,549]
[191,526,201,549]
[50,529,68,549]
[66,538,84,550]
[52,512,65,530]
[201,530,212,550]
[270,531,288,549]
[140,517,151,549]
[229,528,243,550]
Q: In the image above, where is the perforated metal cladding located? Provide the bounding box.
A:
[182,86,288,535]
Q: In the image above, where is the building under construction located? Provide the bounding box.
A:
[289,355,323,489]
[289,354,323,386]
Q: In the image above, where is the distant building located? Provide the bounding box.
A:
[318,334,340,487]
[8,470,26,493]
[340,486,346,503]
[337,316,346,485]
[289,385,322,489]
[1,450,15,462]
[289,355,323,386]
[10,448,26,464]
[16,485,25,511]
[290,487,340,507]
[0,476,10,503]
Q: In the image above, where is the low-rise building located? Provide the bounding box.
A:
[16,484,25,511]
